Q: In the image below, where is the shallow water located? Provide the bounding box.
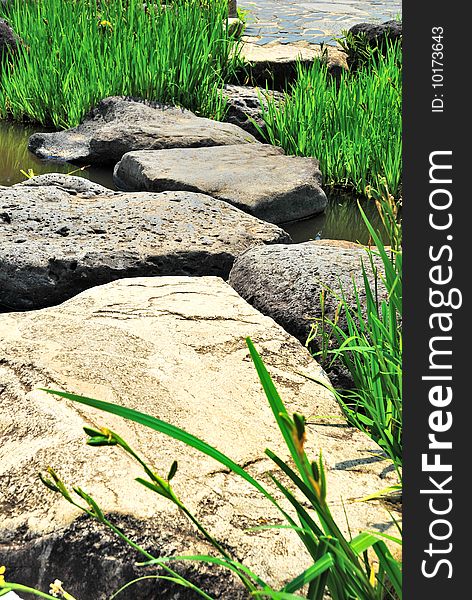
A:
[242,0,402,44]
[0,121,115,188]
[0,120,384,244]
[283,191,386,245]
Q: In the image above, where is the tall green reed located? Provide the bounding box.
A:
[0,0,241,128]
[0,340,401,600]
[309,184,402,479]
[258,42,402,198]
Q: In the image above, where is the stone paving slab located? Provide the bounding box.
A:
[241,0,402,44]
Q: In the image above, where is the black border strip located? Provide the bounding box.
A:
[404,2,467,597]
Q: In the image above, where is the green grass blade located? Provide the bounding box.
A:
[373,541,402,598]
[137,555,270,591]
[40,388,269,499]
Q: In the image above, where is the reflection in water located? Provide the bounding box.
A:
[283,191,387,245]
[1,120,386,244]
[0,120,115,188]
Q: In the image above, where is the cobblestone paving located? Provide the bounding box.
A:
[241,0,402,44]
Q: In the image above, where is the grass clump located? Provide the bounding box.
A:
[337,27,402,71]
[0,0,242,128]
[258,42,402,198]
[0,340,401,600]
[310,185,402,480]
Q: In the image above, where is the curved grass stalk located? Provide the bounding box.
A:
[109,574,213,600]
[34,334,401,599]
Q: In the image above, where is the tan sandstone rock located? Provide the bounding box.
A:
[0,277,400,598]
[240,39,348,87]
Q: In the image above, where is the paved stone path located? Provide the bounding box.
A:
[241,0,402,44]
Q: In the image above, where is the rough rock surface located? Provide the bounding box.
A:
[2,593,22,600]
[0,17,18,58]
[228,0,238,18]
[348,20,403,46]
[16,172,116,197]
[228,240,386,347]
[0,177,290,310]
[0,276,400,598]
[114,144,327,224]
[228,16,244,37]
[239,39,348,88]
[28,96,258,165]
[223,84,284,140]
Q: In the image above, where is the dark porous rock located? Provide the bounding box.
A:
[0,17,18,58]
[223,84,284,140]
[348,20,402,46]
[228,240,385,348]
[228,0,238,18]
[114,144,327,225]
[28,96,258,166]
[0,177,290,310]
[5,514,247,600]
[345,21,401,69]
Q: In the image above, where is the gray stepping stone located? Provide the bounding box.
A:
[0,176,290,310]
[223,84,284,140]
[28,96,258,166]
[114,144,328,225]
[228,240,385,347]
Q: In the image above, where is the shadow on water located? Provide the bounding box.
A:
[1,120,386,245]
[0,120,116,189]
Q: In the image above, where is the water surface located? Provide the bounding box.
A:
[283,191,386,245]
[0,120,115,188]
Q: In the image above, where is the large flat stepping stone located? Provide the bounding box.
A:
[0,176,289,310]
[114,144,328,224]
[228,240,385,347]
[28,96,258,165]
[0,276,400,597]
[240,38,348,88]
